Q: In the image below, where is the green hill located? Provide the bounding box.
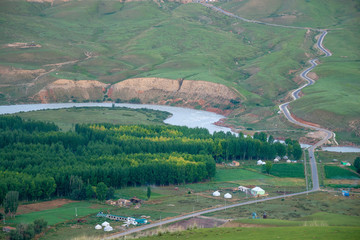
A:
[0,0,359,144]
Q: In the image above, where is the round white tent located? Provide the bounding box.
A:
[95,224,102,230]
[212,191,220,197]
[251,187,265,196]
[224,193,232,199]
[102,221,110,227]
[104,225,113,232]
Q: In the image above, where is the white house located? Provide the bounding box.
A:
[238,186,249,192]
[95,224,102,230]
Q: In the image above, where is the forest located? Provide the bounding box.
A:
[0,116,301,202]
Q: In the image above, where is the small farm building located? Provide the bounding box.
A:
[232,161,240,166]
[238,186,249,192]
[3,226,16,233]
[130,197,142,204]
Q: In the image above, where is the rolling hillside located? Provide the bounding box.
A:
[0,0,359,144]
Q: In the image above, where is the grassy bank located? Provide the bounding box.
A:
[13,107,170,131]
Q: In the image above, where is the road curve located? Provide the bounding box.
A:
[104,5,334,239]
[199,2,335,190]
[279,30,333,190]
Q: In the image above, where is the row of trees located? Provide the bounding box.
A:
[0,116,301,203]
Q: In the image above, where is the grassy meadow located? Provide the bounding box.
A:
[214,0,360,144]
[6,202,115,226]
[13,106,170,131]
[140,226,360,240]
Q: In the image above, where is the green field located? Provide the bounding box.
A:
[141,226,360,240]
[13,107,170,131]
[214,168,271,182]
[6,202,114,226]
[270,163,305,178]
[324,165,360,179]
[316,151,360,164]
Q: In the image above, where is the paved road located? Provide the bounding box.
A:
[200,2,335,191]
[279,30,333,190]
[105,189,315,239]
[104,5,334,239]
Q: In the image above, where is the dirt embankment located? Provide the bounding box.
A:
[34,77,241,113]
[0,65,46,84]
[290,112,320,128]
[109,78,239,113]
[34,79,109,103]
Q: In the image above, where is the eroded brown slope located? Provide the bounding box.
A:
[34,78,241,113]
[35,79,109,103]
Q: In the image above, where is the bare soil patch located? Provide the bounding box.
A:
[305,130,328,140]
[326,179,360,185]
[220,221,271,228]
[5,42,41,49]
[168,216,226,230]
[17,199,78,215]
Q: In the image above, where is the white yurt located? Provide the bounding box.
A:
[251,187,265,196]
[95,224,102,230]
[213,191,220,197]
[104,225,113,232]
[102,221,110,227]
[224,193,232,199]
[257,160,266,165]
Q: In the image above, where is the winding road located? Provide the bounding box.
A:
[104,3,335,239]
[200,2,335,191]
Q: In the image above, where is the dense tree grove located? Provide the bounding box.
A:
[0,116,301,202]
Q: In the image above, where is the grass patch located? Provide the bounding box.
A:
[214,168,272,182]
[7,201,114,226]
[324,166,360,179]
[316,151,360,164]
[14,107,170,131]
[269,163,305,178]
[141,226,360,240]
